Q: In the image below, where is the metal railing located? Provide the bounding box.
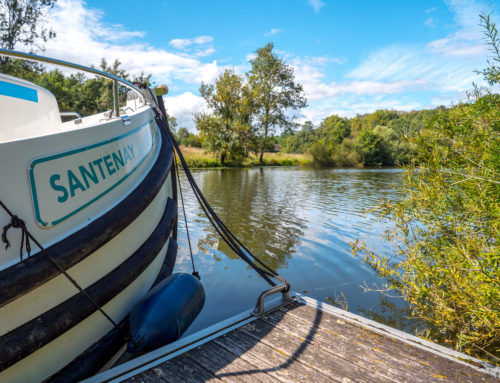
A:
[0,49,146,117]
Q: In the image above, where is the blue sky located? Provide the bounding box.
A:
[38,0,499,130]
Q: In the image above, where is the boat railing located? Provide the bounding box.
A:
[0,49,146,117]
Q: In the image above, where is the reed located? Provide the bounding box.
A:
[178,146,312,168]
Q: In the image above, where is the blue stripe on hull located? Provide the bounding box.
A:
[0,80,38,102]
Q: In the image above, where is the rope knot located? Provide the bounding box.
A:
[10,215,24,229]
[2,214,31,260]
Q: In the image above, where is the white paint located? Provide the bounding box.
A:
[29,121,154,227]
[0,74,62,142]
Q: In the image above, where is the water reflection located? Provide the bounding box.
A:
[175,168,410,334]
[195,168,307,270]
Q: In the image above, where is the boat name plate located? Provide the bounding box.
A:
[28,120,154,227]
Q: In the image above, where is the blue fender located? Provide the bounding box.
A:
[128,273,205,353]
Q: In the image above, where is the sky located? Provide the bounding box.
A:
[35,0,500,131]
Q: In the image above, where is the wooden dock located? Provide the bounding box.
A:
[88,295,498,383]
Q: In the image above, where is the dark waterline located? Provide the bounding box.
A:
[173,167,414,335]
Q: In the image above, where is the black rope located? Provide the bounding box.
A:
[0,201,139,347]
[1,204,31,261]
[174,154,199,280]
[151,102,289,291]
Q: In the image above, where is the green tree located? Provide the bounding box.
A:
[320,115,350,144]
[0,0,57,70]
[248,43,307,164]
[166,113,177,135]
[176,127,190,142]
[355,128,385,166]
[282,120,317,153]
[308,139,333,167]
[195,69,255,164]
[353,13,500,363]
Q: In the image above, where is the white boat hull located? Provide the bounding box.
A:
[0,79,178,382]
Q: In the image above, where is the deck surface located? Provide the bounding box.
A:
[124,301,497,383]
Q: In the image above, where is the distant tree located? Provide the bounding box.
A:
[0,0,57,70]
[195,69,255,164]
[166,113,178,135]
[282,120,317,153]
[355,128,385,166]
[320,115,350,144]
[248,43,307,164]
[364,109,399,128]
[182,133,202,148]
[176,127,190,142]
[308,139,333,167]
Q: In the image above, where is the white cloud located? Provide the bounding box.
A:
[193,36,214,44]
[245,53,257,62]
[266,28,282,36]
[163,92,207,132]
[427,37,484,57]
[308,0,325,13]
[169,35,214,50]
[347,45,481,91]
[426,0,488,58]
[42,0,220,86]
[194,47,216,57]
[424,17,437,28]
[169,38,192,50]
[292,55,423,102]
[21,0,496,132]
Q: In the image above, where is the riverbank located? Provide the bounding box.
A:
[179,146,313,168]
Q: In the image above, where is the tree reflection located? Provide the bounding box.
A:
[191,168,306,272]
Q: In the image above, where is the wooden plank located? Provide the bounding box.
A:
[264,307,437,382]
[124,354,222,383]
[283,305,481,380]
[238,318,386,383]
[282,304,495,382]
[214,325,337,383]
[123,369,166,383]
[260,310,415,383]
[123,302,497,383]
[186,340,278,383]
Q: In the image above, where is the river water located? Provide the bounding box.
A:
[173,167,413,335]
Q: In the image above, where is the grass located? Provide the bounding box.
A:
[178,146,313,168]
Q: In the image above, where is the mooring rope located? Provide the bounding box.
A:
[0,201,138,347]
[152,101,290,291]
[174,154,199,279]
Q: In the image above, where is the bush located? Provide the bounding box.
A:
[331,140,361,167]
[354,14,500,363]
[181,134,202,148]
[308,140,334,166]
[354,93,500,364]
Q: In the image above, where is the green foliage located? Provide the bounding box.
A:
[308,140,334,167]
[353,15,500,363]
[3,57,135,116]
[176,127,202,147]
[331,139,361,167]
[195,69,255,164]
[320,115,350,144]
[355,128,385,166]
[478,12,500,85]
[0,0,57,70]
[248,43,307,163]
[282,120,317,153]
[281,108,432,167]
